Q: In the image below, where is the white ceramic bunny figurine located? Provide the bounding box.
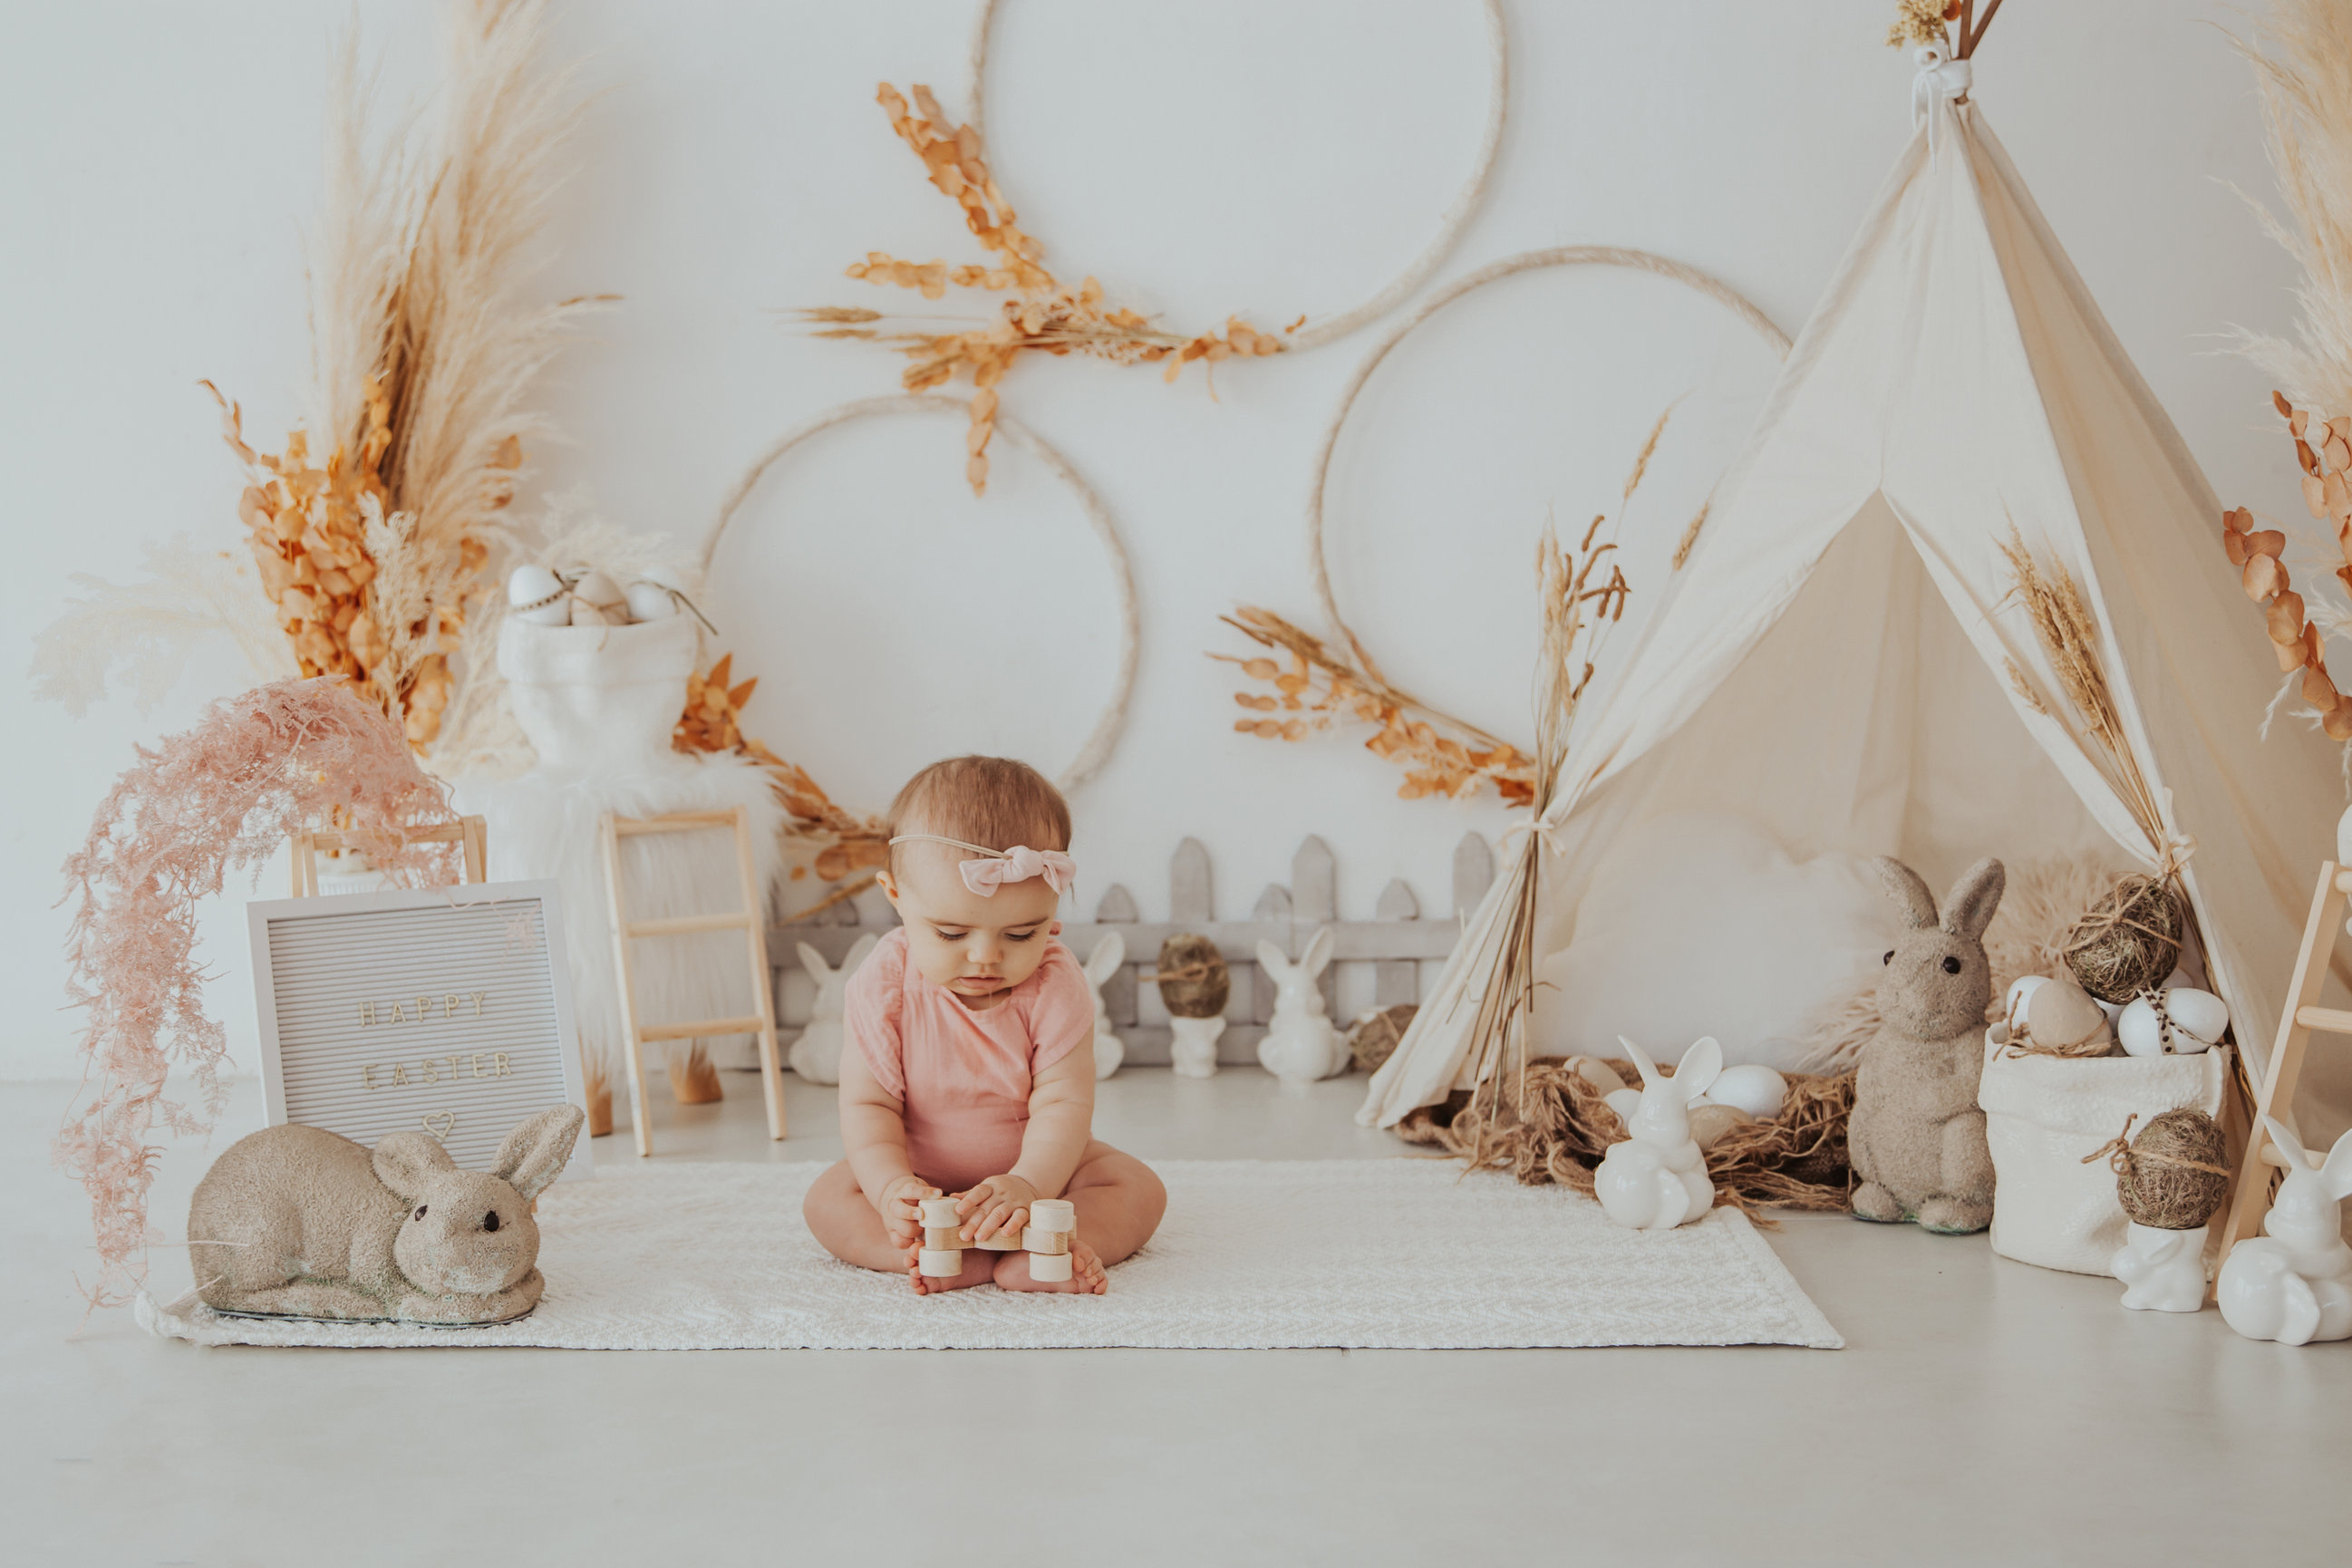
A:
[1254,928,1346,1083]
[2217,1116,2352,1345]
[1082,932,1127,1079]
[787,934,879,1085]
[1594,1037,1722,1231]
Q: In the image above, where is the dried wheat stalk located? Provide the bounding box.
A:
[801,83,1288,495]
[671,653,891,882]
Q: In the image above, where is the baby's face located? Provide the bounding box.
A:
[878,849,1064,1007]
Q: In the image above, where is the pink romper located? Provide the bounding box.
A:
[844,927,1094,1193]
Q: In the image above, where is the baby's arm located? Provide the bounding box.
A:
[837,1043,935,1244]
[959,1045,1095,1242]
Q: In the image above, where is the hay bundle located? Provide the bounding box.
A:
[1348,1004,1418,1072]
[2090,1108,2231,1230]
[2062,875,2183,1002]
[1396,1057,1856,1218]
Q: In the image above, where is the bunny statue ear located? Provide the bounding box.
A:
[373,1130,457,1200]
[1087,932,1127,982]
[1255,939,1291,977]
[2317,1125,2352,1202]
[1301,926,1334,980]
[842,933,881,975]
[1675,1037,1723,1100]
[797,942,831,984]
[1619,1037,1663,1089]
[1941,858,2006,942]
[491,1105,585,1201]
[1872,857,1940,931]
[2262,1116,2314,1172]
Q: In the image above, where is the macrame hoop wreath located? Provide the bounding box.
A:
[703,394,1140,793]
[1309,246,1794,688]
[964,0,1507,353]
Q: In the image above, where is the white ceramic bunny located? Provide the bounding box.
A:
[1082,932,1127,1079]
[1594,1037,1722,1231]
[788,933,879,1085]
[2218,1116,2352,1345]
[2111,1223,2209,1313]
[1255,928,1347,1083]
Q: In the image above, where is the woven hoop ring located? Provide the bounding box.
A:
[1309,246,1794,686]
[965,0,1507,353]
[702,394,1140,794]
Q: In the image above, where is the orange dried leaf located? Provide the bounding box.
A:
[2244,554,2288,600]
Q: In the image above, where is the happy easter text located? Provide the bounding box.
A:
[355,992,507,1090]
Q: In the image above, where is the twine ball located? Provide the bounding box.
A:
[1155,934,1229,1019]
[2063,876,2183,1004]
[2116,1108,2230,1230]
[1347,1003,1418,1072]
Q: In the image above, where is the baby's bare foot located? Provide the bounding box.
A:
[993,1239,1108,1295]
[905,1241,995,1295]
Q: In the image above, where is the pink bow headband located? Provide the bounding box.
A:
[888,834,1075,897]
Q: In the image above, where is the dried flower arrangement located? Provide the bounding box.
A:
[1885,1,2001,55]
[2217,2,2352,760]
[799,83,1287,495]
[55,680,462,1311]
[671,652,890,903]
[1215,411,1653,806]
[35,1,599,761]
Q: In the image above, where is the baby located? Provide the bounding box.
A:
[802,755,1166,1293]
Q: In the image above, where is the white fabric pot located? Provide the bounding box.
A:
[499,615,701,769]
[1977,1027,2230,1275]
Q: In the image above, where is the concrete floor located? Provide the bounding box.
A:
[6,1070,2350,1567]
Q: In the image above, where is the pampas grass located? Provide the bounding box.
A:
[30,537,298,716]
[2231,0,2352,419]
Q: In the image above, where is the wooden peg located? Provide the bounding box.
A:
[1021,1226,1070,1255]
[918,1197,961,1228]
[917,1248,963,1277]
[1029,1198,1075,1232]
[1027,1252,1073,1282]
[923,1225,963,1250]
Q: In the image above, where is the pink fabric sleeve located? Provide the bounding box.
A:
[1021,941,1097,1077]
[844,928,908,1099]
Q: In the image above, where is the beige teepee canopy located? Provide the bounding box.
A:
[1361,78,2352,1138]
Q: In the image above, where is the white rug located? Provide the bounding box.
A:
[137,1159,1841,1350]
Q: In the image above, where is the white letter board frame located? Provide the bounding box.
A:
[249,879,594,1185]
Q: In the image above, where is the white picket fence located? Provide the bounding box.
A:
[769,833,1494,1065]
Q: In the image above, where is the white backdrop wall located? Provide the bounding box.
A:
[0,1,2317,1080]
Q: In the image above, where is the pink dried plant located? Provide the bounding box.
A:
[54,678,461,1310]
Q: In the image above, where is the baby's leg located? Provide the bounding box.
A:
[802,1161,994,1294]
[995,1142,1167,1295]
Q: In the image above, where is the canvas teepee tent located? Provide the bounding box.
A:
[1360,66,2352,1139]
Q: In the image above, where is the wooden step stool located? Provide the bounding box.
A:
[2216,857,2352,1279]
[599,806,784,1157]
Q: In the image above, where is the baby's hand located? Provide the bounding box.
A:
[957,1174,1040,1244]
[875,1174,942,1245]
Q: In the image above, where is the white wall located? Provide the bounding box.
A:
[0,1,2308,1079]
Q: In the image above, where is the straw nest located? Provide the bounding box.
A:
[1348,1004,1418,1072]
[2063,875,2183,1003]
[1395,1057,1856,1219]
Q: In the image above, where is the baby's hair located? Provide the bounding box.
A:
[886,756,1071,875]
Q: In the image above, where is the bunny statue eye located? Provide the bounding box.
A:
[1941,955,1962,974]
[413,1205,428,1221]
[483,1210,501,1233]
[1883,951,1894,965]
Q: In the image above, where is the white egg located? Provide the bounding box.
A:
[1708,1063,1787,1121]
[572,571,626,622]
[567,601,617,627]
[2163,987,2229,1049]
[2003,974,2049,1023]
[507,564,572,625]
[2115,996,2167,1058]
[1688,1103,1751,1151]
[624,579,680,622]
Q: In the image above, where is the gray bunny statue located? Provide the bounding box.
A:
[188,1105,585,1324]
[1849,857,2004,1234]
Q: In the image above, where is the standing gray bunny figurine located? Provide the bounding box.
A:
[1849,857,2004,1234]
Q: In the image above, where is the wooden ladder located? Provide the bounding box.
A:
[2216,857,2351,1275]
[290,816,488,895]
[598,806,784,1157]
